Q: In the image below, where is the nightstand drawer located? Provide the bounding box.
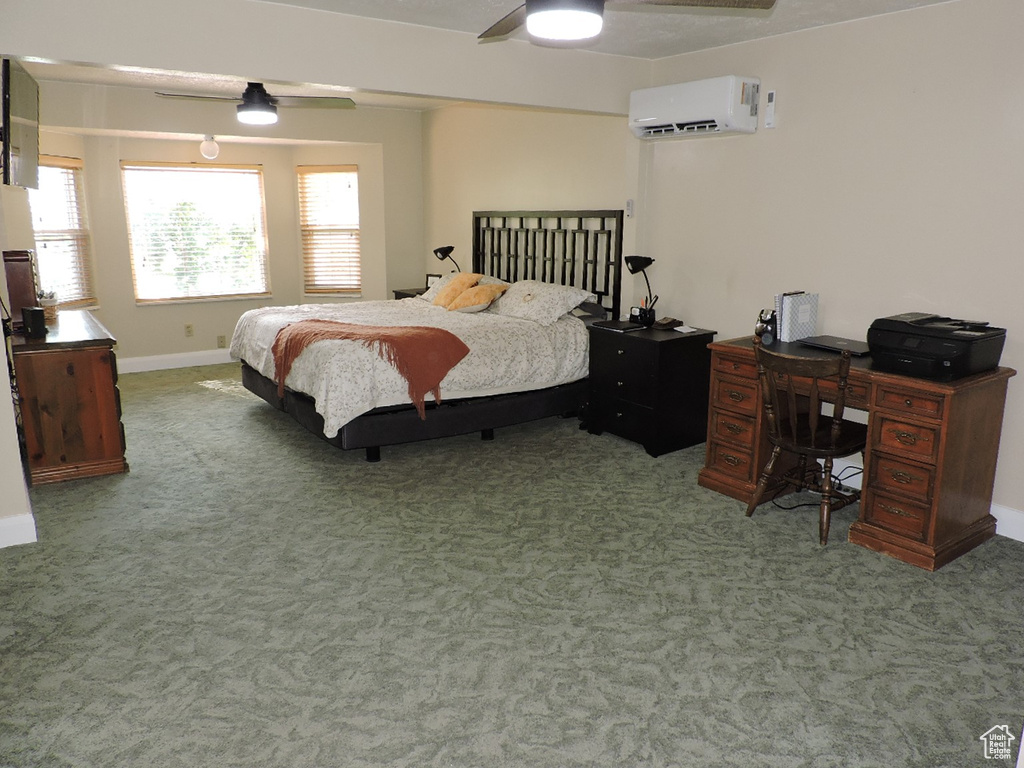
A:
[601,399,655,444]
[591,370,656,406]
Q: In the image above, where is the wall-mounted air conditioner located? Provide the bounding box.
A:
[629,76,760,139]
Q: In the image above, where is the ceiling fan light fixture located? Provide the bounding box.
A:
[526,0,604,41]
[236,82,279,125]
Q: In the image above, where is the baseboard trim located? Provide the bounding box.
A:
[118,349,234,373]
[0,513,38,548]
[831,457,1023,544]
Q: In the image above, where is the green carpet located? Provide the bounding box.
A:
[1,363,1022,767]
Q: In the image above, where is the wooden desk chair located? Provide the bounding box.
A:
[746,338,868,544]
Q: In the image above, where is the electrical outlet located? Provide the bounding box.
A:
[184,323,194,337]
[217,335,227,349]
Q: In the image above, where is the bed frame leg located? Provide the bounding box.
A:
[365,446,381,462]
[481,428,494,441]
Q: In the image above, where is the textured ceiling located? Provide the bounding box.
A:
[21,0,954,112]
[253,0,954,59]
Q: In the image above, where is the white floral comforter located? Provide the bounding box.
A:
[229,298,590,436]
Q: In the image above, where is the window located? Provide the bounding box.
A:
[121,163,270,302]
[297,165,361,295]
[27,156,96,307]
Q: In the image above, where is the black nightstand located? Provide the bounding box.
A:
[586,325,716,457]
[393,287,428,299]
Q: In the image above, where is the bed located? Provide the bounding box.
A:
[232,209,624,461]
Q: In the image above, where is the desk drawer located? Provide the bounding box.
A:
[872,416,941,463]
[714,354,757,381]
[710,409,756,448]
[869,453,935,503]
[875,383,946,420]
[707,440,756,484]
[863,490,930,540]
[712,377,759,417]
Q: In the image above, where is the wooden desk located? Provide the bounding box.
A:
[698,337,1015,570]
[12,310,129,485]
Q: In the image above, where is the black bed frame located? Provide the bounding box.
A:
[241,209,624,461]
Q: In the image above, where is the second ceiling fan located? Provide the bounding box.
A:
[480,0,777,42]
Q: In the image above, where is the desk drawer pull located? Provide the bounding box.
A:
[890,428,926,446]
[879,503,919,520]
[725,422,745,435]
[727,390,747,403]
[890,469,918,485]
[722,454,742,467]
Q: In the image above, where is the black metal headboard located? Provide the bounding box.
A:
[472,210,624,320]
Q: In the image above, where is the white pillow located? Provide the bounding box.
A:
[487,280,597,326]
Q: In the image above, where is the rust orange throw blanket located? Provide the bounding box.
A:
[271,320,470,419]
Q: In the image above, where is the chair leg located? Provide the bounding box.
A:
[818,456,834,545]
[746,446,782,517]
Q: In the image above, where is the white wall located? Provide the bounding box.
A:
[638,0,1024,516]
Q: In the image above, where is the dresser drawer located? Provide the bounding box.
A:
[863,491,931,540]
[707,440,756,483]
[712,377,759,416]
[872,415,941,463]
[875,383,946,420]
[710,409,756,448]
[590,335,658,405]
[869,453,935,503]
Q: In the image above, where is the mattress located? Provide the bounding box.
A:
[230,298,590,436]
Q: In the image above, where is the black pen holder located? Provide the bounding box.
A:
[630,306,656,327]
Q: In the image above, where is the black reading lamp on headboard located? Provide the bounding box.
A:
[433,245,461,273]
[624,255,656,308]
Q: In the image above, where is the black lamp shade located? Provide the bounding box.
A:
[625,255,654,274]
[433,245,461,273]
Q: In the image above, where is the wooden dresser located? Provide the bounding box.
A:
[698,337,1015,570]
[12,310,129,485]
[587,325,715,457]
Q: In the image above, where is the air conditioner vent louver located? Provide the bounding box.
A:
[629,76,760,140]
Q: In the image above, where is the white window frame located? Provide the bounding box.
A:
[27,155,96,308]
[297,165,361,296]
[120,162,271,304]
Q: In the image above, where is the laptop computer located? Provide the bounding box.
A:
[798,334,871,357]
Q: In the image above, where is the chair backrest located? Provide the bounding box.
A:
[753,338,854,452]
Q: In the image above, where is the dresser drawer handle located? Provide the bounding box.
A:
[879,503,920,520]
[615,412,623,418]
[905,398,913,407]
[890,470,917,485]
[731,362,741,370]
[617,381,624,387]
[727,390,747,403]
[890,428,927,446]
[725,422,745,435]
[617,349,625,355]
[722,454,742,467]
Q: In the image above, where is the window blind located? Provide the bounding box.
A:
[28,156,96,307]
[297,165,361,294]
[121,162,271,302]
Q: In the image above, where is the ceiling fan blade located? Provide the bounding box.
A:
[614,0,775,8]
[273,96,356,109]
[155,91,241,102]
[479,4,528,39]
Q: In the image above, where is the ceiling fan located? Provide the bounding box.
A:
[155,82,355,125]
[480,0,777,42]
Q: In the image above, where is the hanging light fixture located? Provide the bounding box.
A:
[199,135,220,160]
[236,82,278,125]
[526,0,604,41]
